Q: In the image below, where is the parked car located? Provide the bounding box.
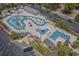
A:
[23,47,33,53]
[17,42,33,53]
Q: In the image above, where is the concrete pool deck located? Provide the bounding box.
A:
[3,8,77,44]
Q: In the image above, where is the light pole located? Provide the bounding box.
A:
[37,27,41,42]
[17,27,20,40]
[40,29,41,42]
[39,27,42,42]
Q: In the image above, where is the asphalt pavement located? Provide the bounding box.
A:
[0,30,40,56]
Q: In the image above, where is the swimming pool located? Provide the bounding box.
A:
[7,15,47,30]
[50,30,70,41]
[36,28,49,35]
[7,15,26,30]
[26,16,47,26]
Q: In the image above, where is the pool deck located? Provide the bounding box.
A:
[3,8,77,44]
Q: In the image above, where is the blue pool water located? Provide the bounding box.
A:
[7,15,47,30]
[26,16,47,26]
[50,30,70,41]
[7,16,26,30]
[11,17,21,27]
[36,28,49,35]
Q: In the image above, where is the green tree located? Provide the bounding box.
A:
[75,3,79,9]
[75,14,79,22]
[69,51,78,56]
[57,41,62,48]
[64,40,70,46]
[57,42,71,56]
[56,20,72,31]
[57,40,71,56]
[57,45,71,56]
[72,39,79,49]
[0,16,2,19]
[63,4,76,14]
[10,31,18,40]
[36,3,61,10]
[77,35,79,40]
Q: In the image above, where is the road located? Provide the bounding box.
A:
[0,30,24,56]
[0,30,39,56]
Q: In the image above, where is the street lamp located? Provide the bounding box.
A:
[40,29,41,42]
[37,27,42,42]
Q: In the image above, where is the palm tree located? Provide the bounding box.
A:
[64,40,70,46]
[75,14,79,22]
[56,20,72,31]
[10,31,18,40]
[57,41,71,56]
[63,4,76,14]
[72,39,79,49]
[57,41,62,48]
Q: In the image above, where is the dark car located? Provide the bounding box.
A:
[23,47,33,53]
[17,42,33,53]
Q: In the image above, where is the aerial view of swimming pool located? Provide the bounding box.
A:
[50,30,70,41]
[3,12,76,44]
[36,28,49,35]
[26,16,47,26]
[7,15,26,30]
[7,15,47,30]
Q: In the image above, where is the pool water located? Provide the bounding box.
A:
[50,30,70,41]
[11,17,21,27]
[36,28,49,35]
[7,16,26,30]
[7,15,47,30]
[26,16,47,26]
